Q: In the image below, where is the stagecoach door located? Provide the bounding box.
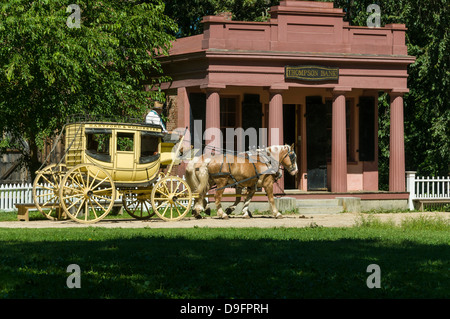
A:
[306,96,328,191]
[114,131,136,180]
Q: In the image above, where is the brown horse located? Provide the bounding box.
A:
[186,144,298,219]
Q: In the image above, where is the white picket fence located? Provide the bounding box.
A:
[406,171,450,210]
[0,183,35,211]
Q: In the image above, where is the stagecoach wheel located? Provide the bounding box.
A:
[151,176,192,221]
[122,191,155,219]
[32,164,68,220]
[59,164,116,224]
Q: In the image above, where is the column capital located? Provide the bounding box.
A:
[389,90,406,98]
[200,84,226,92]
[332,87,352,96]
[268,83,289,92]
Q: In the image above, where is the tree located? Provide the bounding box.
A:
[164,0,280,38]
[0,0,177,179]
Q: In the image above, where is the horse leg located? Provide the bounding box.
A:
[241,187,256,219]
[192,193,205,219]
[265,183,282,219]
[215,190,228,219]
[225,187,242,215]
[203,199,211,216]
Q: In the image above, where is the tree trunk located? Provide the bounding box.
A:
[27,136,41,182]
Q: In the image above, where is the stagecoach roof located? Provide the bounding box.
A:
[66,114,165,133]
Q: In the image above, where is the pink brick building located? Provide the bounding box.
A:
[156,0,415,202]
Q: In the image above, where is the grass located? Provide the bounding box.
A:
[0,207,243,222]
[0,209,137,222]
[356,213,450,231]
[0,214,448,299]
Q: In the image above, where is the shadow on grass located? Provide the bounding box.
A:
[0,229,448,299]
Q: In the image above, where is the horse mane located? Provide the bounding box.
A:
[258,144,290,156]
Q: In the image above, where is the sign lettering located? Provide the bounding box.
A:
[285,66,339,81]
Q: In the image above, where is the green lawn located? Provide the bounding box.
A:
[0,216,448,299]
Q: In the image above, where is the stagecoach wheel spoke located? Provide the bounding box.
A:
[173,204,183,219]
[122,191,155,220]
[162,204,170,218]
[151,176,192,221]
[88,169,101,189]
[59,164,116,224]
[174,187,189,197]
[154,187,170,198]
[33,164,68,220]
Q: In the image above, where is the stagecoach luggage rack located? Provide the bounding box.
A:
[67,113,146,125]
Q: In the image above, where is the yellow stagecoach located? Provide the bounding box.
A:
[32,115,192,223]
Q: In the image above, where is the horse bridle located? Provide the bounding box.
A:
[280,147,297,174]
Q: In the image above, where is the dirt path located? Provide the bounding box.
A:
[0,212,448,229]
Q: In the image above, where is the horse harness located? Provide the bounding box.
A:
[206,148,295,191]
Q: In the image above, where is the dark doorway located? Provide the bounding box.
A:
[306,96,329,190]
[189,93,206,156]
[283,104,297,189]
[242,94,262,151]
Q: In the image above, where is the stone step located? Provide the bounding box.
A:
[296,199,341,207]
[296,205,344,214]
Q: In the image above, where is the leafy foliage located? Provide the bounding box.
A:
[0,0,177,176]
[164,0,280,37]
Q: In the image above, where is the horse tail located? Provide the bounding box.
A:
[196,161,210,195]
[186,157,210,216]
[185,158,200,192]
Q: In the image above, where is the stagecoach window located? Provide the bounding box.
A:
[117,133,134,152]
[86,133,111,162]
[140,132,159,164]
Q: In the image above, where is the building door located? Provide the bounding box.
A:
[189,93,206,156]
[306,96,328,190]
[242,94,262,150]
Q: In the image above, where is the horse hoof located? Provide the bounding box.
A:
[225,207,233,215]
[221,214,229,220]
[243,214,250,219]
[275,213,283,219]
[204,208,211,216]
[247,211,253,218]
[195,214,203,219]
